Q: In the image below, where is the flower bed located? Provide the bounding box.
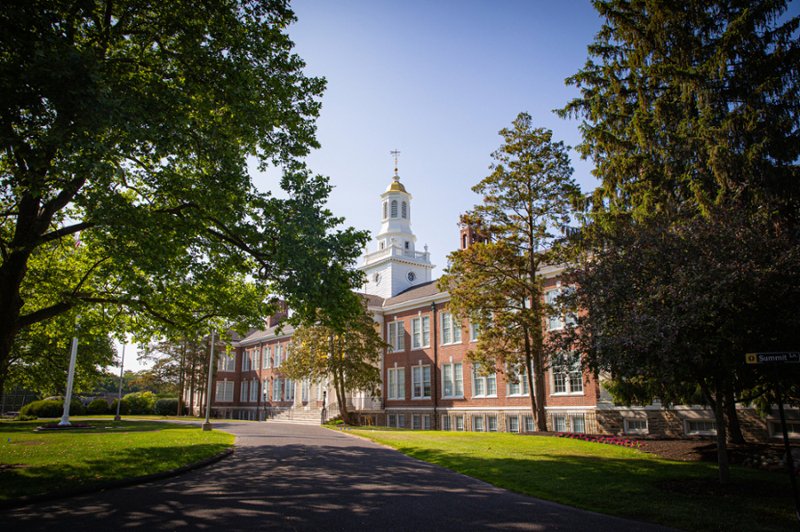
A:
[557,432,640,449]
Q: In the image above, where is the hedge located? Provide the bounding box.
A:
[154,398,179,416]
[20,398,86,418]
[87,398,110,415]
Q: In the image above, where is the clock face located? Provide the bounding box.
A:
[374,273,381,285]
[407,271,416,282]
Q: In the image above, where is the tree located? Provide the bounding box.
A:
[440,113,580,431]
[281,295,386,424]
[0,1,367,382]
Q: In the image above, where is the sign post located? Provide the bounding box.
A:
[745,352,800,522]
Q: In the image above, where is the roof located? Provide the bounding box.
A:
[359,292,386,308]
[383,280,445,306]
[238,322,295,346]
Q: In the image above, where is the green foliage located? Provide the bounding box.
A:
[19,399,85,418]
[0,0,368,386]
[110,398,129,416]
[154,398,179,416]
[86,398,110,415]
[13,414,37,421]
[440,113,580,430]
[121,391,157,415]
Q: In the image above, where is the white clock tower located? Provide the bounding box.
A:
[360,158,433,299]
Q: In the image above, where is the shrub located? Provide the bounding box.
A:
[20,398,85,418]
[121,391,157,414]
[14,414,38,421]
[154,398,179,416]
[110,398,129,415]
[87,398,110,415]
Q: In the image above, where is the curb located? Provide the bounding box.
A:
[0,447,234,510]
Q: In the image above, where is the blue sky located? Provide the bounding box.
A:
[253,0,605,275]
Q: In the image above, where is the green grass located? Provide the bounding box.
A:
[0,419,234,502]
[350,429,798,531]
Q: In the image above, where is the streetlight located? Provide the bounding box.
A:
[202,329,216,431]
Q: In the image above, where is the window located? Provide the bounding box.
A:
[571,414,586,433]
[215,380,234,402]
[472,364,497,397]
[387,321,405,352]
[411,316,430,349]
[487,415,498,432]
[769,421,800,439]
[407,271,416,282]
[441,415,451,431]
[240,380,249,403]
[387,367,405,400]
[263,379,269,401]
[523,415,535,432]
[508,370,529,396]
[242,351,250,372]
[387,414,396,427]
[552,353,583,394]
[422,415,431,430]
[455,415,464,431]
[250,379,259,402]
[624,418,649,435]
[401,201,407,218]
[404,241,409,250]
[553,414,567,432]
[469,322,479,342]
[383,201,387,219]
[272,378,283,401]
[301,380,310,402]
[412,365,431,398]
[442,362,463,398]
[252,349,260,370]
[262,346,270,369]
[686,419,717,435]
[274,344,282,367]
[391,200,398,217]
[507,415,520,433]
[546,287,576,331]
[440,312,462,345]
[218,355,235,372]
[473,415,484,432]
[412,414,421,430]
[285,379,295,401]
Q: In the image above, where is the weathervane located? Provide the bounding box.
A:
[390,149,401,177]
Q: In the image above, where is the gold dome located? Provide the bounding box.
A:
[386,175,407,193]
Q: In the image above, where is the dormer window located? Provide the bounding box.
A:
[391,200,398,218]
[401,201,407,218]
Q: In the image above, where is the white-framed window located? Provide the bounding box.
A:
[252,349,260,370]
[397,414,405,428]
[387,414,396,427]
[263,379,269,401]
[469,322,479,342]
[274,344,282,367]
[411,316,430,349]
[301,380,310,402]
[215,380,234,402]
[440,312,462,345]
[391,200,398,218]
[552,353,583,394]
[487,415,498,432]
[387,367,405,400]
[412,365,431,399]
[272,378,282,401]
[285,379,295,401]
[401,201,407,219]
[546,286,576,331]
[507,369,529,396]
[218,354,235,372]
[442,362,463,398]
[422,415,431,430]
[553,414,567,432]
[472,364,497,397]
[441,415,451,431]
[769,421,800,439]
[685,419,717,435]
[455,415,464,431]
[250,379,259,402]
[571,414,586,433]
[262,346,270,369]
[523,415,535,432]
[240,380,249,403]
[387,321,405,352]
[242,351,251,372]
[317,380,325,401]
[412,414,421,430]
[473,415,484,432]
[624,418,649,435]
[507,415,520,433]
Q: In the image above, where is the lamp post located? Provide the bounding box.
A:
[202,329,216,431]
[114,342,126,421]
[59,316,81,427]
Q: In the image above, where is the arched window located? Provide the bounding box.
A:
[383,201,387,219]
[391,200,398,218]
[401,201,407,218]
[462,234,468,249]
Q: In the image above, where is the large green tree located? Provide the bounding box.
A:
[0,1,367,378]
[558,0,800,482]
[440,113,580,431]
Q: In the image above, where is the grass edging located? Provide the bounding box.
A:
[0,446,234,510]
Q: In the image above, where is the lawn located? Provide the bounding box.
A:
[0,419,234,503]
[350,428,798,531]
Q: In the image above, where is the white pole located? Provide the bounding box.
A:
[114,343,126,421]
[202,329,216,431]
[59,316,80,426]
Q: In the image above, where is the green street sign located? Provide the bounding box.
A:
[745,352,800,365]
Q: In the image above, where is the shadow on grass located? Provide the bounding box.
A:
[0,420,187,434]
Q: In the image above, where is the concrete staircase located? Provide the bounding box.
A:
[269,407,324,425]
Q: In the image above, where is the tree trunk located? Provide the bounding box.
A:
[724,385,745,444]
[0,252,29,384]
[710,381,730,484]
[177,340,186,416]
[189,351,197,415]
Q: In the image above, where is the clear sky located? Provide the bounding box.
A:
[252,0,605,276]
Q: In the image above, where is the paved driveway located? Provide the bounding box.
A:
[1,422,671,531]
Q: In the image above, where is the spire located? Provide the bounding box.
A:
[390,149,401,178]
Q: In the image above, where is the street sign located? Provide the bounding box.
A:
[745,352,800,364]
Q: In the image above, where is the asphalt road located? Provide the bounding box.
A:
[1,421,673,531]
